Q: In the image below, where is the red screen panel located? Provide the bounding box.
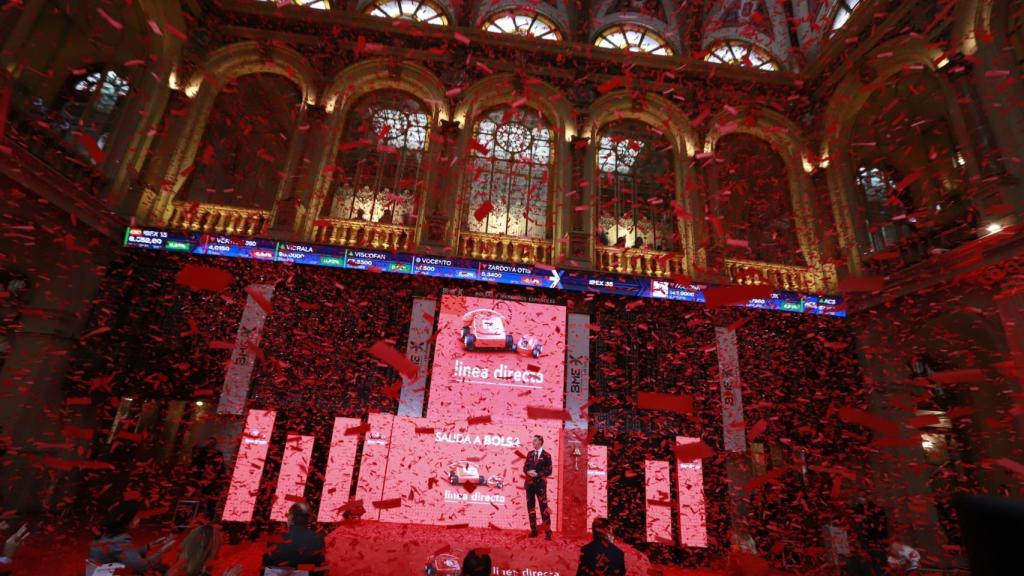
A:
[356,413,560,529]
[586,445,608,529]
[645,460,673,544]
[427,296,566,425]
[223,409,277,522]
[676,437,708,547]
[317,417,363,522]
[270,434,315,521]
[355,412,395,520]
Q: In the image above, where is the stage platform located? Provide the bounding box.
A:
[15,520,791,575]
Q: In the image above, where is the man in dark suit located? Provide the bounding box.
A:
[524,434,553,539]
[263,503,327,575]
[577,517,625,576]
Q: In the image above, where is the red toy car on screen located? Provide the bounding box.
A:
[447,461,504,489]
[516,334,543,358]
[460,309,517,352]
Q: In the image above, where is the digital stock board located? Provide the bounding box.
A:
[124,227,845,317]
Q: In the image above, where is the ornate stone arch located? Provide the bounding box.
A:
[821,38,976,275]
[706,107,831,289]
[584,91,700,274]
[447,74,574,261]
[301,59,450,234]
[162,42,319,201]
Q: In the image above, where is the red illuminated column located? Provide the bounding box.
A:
[586,445,608,530]
[675,437,708,547]
[354,413,395,521]
[318,417,363,522]
[645,460,673,544]
[270,434,316,521]
[222,409,277,522]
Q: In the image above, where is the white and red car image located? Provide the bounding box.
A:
[446,461,504,489]
[460,309,542,357]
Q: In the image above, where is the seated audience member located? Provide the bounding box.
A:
[0,523,29,575]
[576,517,625,576]
[89,500,176,574]
[461,549,492,576]
[263,503,326,575]
[168,525,242,576]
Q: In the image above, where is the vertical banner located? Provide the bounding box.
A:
[270,434,316,521]
[644,460,673,544]
[218,284,275,415]
[318,417,363,522]
[223,409,277,522]
[564,313,591,432]
[398,298,437,417]
[715,326,746,452]
[586,445,608,530]
[676,437,709,547]
[562,313,591,535]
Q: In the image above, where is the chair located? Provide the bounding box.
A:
[262,569,310,576]
[85,560,126,576]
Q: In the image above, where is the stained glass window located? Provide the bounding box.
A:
[463,107,553,239]
[596,121,678,251]
[329,91,429,225]
[366,0,449,25]
[74,70,130,115]
[594,25,673,55]
[705,40,780,71]
[831,0,861,31]
[482,11,562,41]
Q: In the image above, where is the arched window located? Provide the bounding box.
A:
[59,68,131,152]
[482,11,562,41]
[256,0,330,8]
[463,107,553,239]
[857,165,912,254]
[181,74,303,211]
[716,133,804,266]
[831,0,861,31]
[595,121,678,252]
[326,91,430,226]
[365,0,449,25]
[705,40,779,71]
[594,25,673,55]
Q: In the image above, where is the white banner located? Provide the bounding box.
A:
[715,326,746,452]
[397,298,437,417]
[565,313,590,432]
[217,285,275,415]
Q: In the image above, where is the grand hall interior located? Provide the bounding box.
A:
[0,1,1022,575]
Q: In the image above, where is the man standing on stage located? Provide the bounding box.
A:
[524,434,553,539]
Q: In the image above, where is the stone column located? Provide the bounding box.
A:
[567,134,593,268]
[288,103,331,239]
[0,0,46,73]
[268,104,322,241]
[0,225,113,514]
[420,119,461,252]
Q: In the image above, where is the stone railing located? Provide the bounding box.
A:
[309,216,413,250]
[595,246,687,278]
[310,218,413,252]
[725,258,824,293]
[166,202,271,236]
[458,232,553,265]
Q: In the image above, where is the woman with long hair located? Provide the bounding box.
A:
[168,525,241,576]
